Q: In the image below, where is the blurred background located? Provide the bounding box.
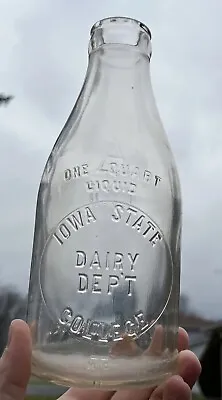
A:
[0,1,222,399]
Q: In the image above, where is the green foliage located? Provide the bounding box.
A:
[192,394,205,400]
[26,397,57,400]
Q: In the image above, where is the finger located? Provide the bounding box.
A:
[0,319,32,400]
[145,326,189,356]
[177,350,201,389]
[111,386,156,400]
[59,328,192,400]
[106,327,161,400]
[146,325,163,355]
[150,375,191,400]
[177,327,189,351]
[111,347,199,400]
[59,387,115,400]
[163,376,191,400]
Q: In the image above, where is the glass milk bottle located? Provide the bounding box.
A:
[26,16,182,389]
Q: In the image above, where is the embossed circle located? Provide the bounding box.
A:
[40,201,173,341]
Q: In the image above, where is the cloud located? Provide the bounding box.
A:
[0,0,222,318]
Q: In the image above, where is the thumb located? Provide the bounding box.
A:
[0,319,32,400]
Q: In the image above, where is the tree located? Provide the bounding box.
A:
[179,293,190,315]
[0,93,14,106]
[0,286,26,355]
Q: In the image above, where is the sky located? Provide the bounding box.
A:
[0,0,222,319]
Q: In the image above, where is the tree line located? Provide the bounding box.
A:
[0,286,193,356]
[0,287,27,355]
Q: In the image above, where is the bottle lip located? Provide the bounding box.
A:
[90,16,152,40]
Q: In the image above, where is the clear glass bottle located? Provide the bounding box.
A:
[26,16,181,389]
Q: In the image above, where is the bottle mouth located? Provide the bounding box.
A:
[89,16,152,57]
[91,17,152,40]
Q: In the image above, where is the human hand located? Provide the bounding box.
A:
[0,319,201,400]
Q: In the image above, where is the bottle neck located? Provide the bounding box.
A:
[90,43,151,79]
[63,18,161,153]
[85,45,156,126]
[87,16,152,97]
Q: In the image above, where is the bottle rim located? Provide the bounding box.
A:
[90,16,152,40]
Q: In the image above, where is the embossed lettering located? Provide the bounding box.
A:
[98,159,161,187]
[52,308,150,342]
[88,321,101,340]
[102,180,109,191]
[64,169,72,181]
[64,164,89,181]
[111,204,124,221]
[108,275,119,294]
[77,272,137,295]
[85,207,96,224]
[155,176,161,186]
[53,232,63,245]
[59,224,71,239]
[73,166,81,178]
[110,162,118,175]
[129,183,137,194]
[99,160,109,173]
[132,215,145,232]
[106,252,110,270]
[92,274,102,293]
[75,251,139,273]
[85,180,94,191]
[107,323,121,341]
[149,231,162,246]
[90,251,101,269]
[76,251,86,268]
[142,221,155,237]
[126,207,137,225]
[125,276,136,295]
[67,211,83,231]
[143,170,151,182]
[59,307,73,325]
[42,200,170,347]
[86,179,136,195]
[88,357,109,371]
[125,319,136,335]
[111,204,162,246]
[82,164,89,175]
[135,311,148,332]
[70,315,84,334]
[113,253,123,271]
[82,319,91,337]
[78,273,88,292]
[53,206,96,245]
[128,253,139,271]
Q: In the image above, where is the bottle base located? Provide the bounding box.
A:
[31,350,178,390]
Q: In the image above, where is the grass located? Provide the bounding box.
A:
[29,376,44,385]
[26,397,57,400]
[192,395,205,400]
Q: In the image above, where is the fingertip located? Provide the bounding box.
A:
[163,375,191,400]
[10,318,30,331]
[11,319,32,341]
[2,319,32,389]
[177,350,202,388]
[178,327,189,351]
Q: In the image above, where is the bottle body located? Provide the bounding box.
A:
[27,17,181,389]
